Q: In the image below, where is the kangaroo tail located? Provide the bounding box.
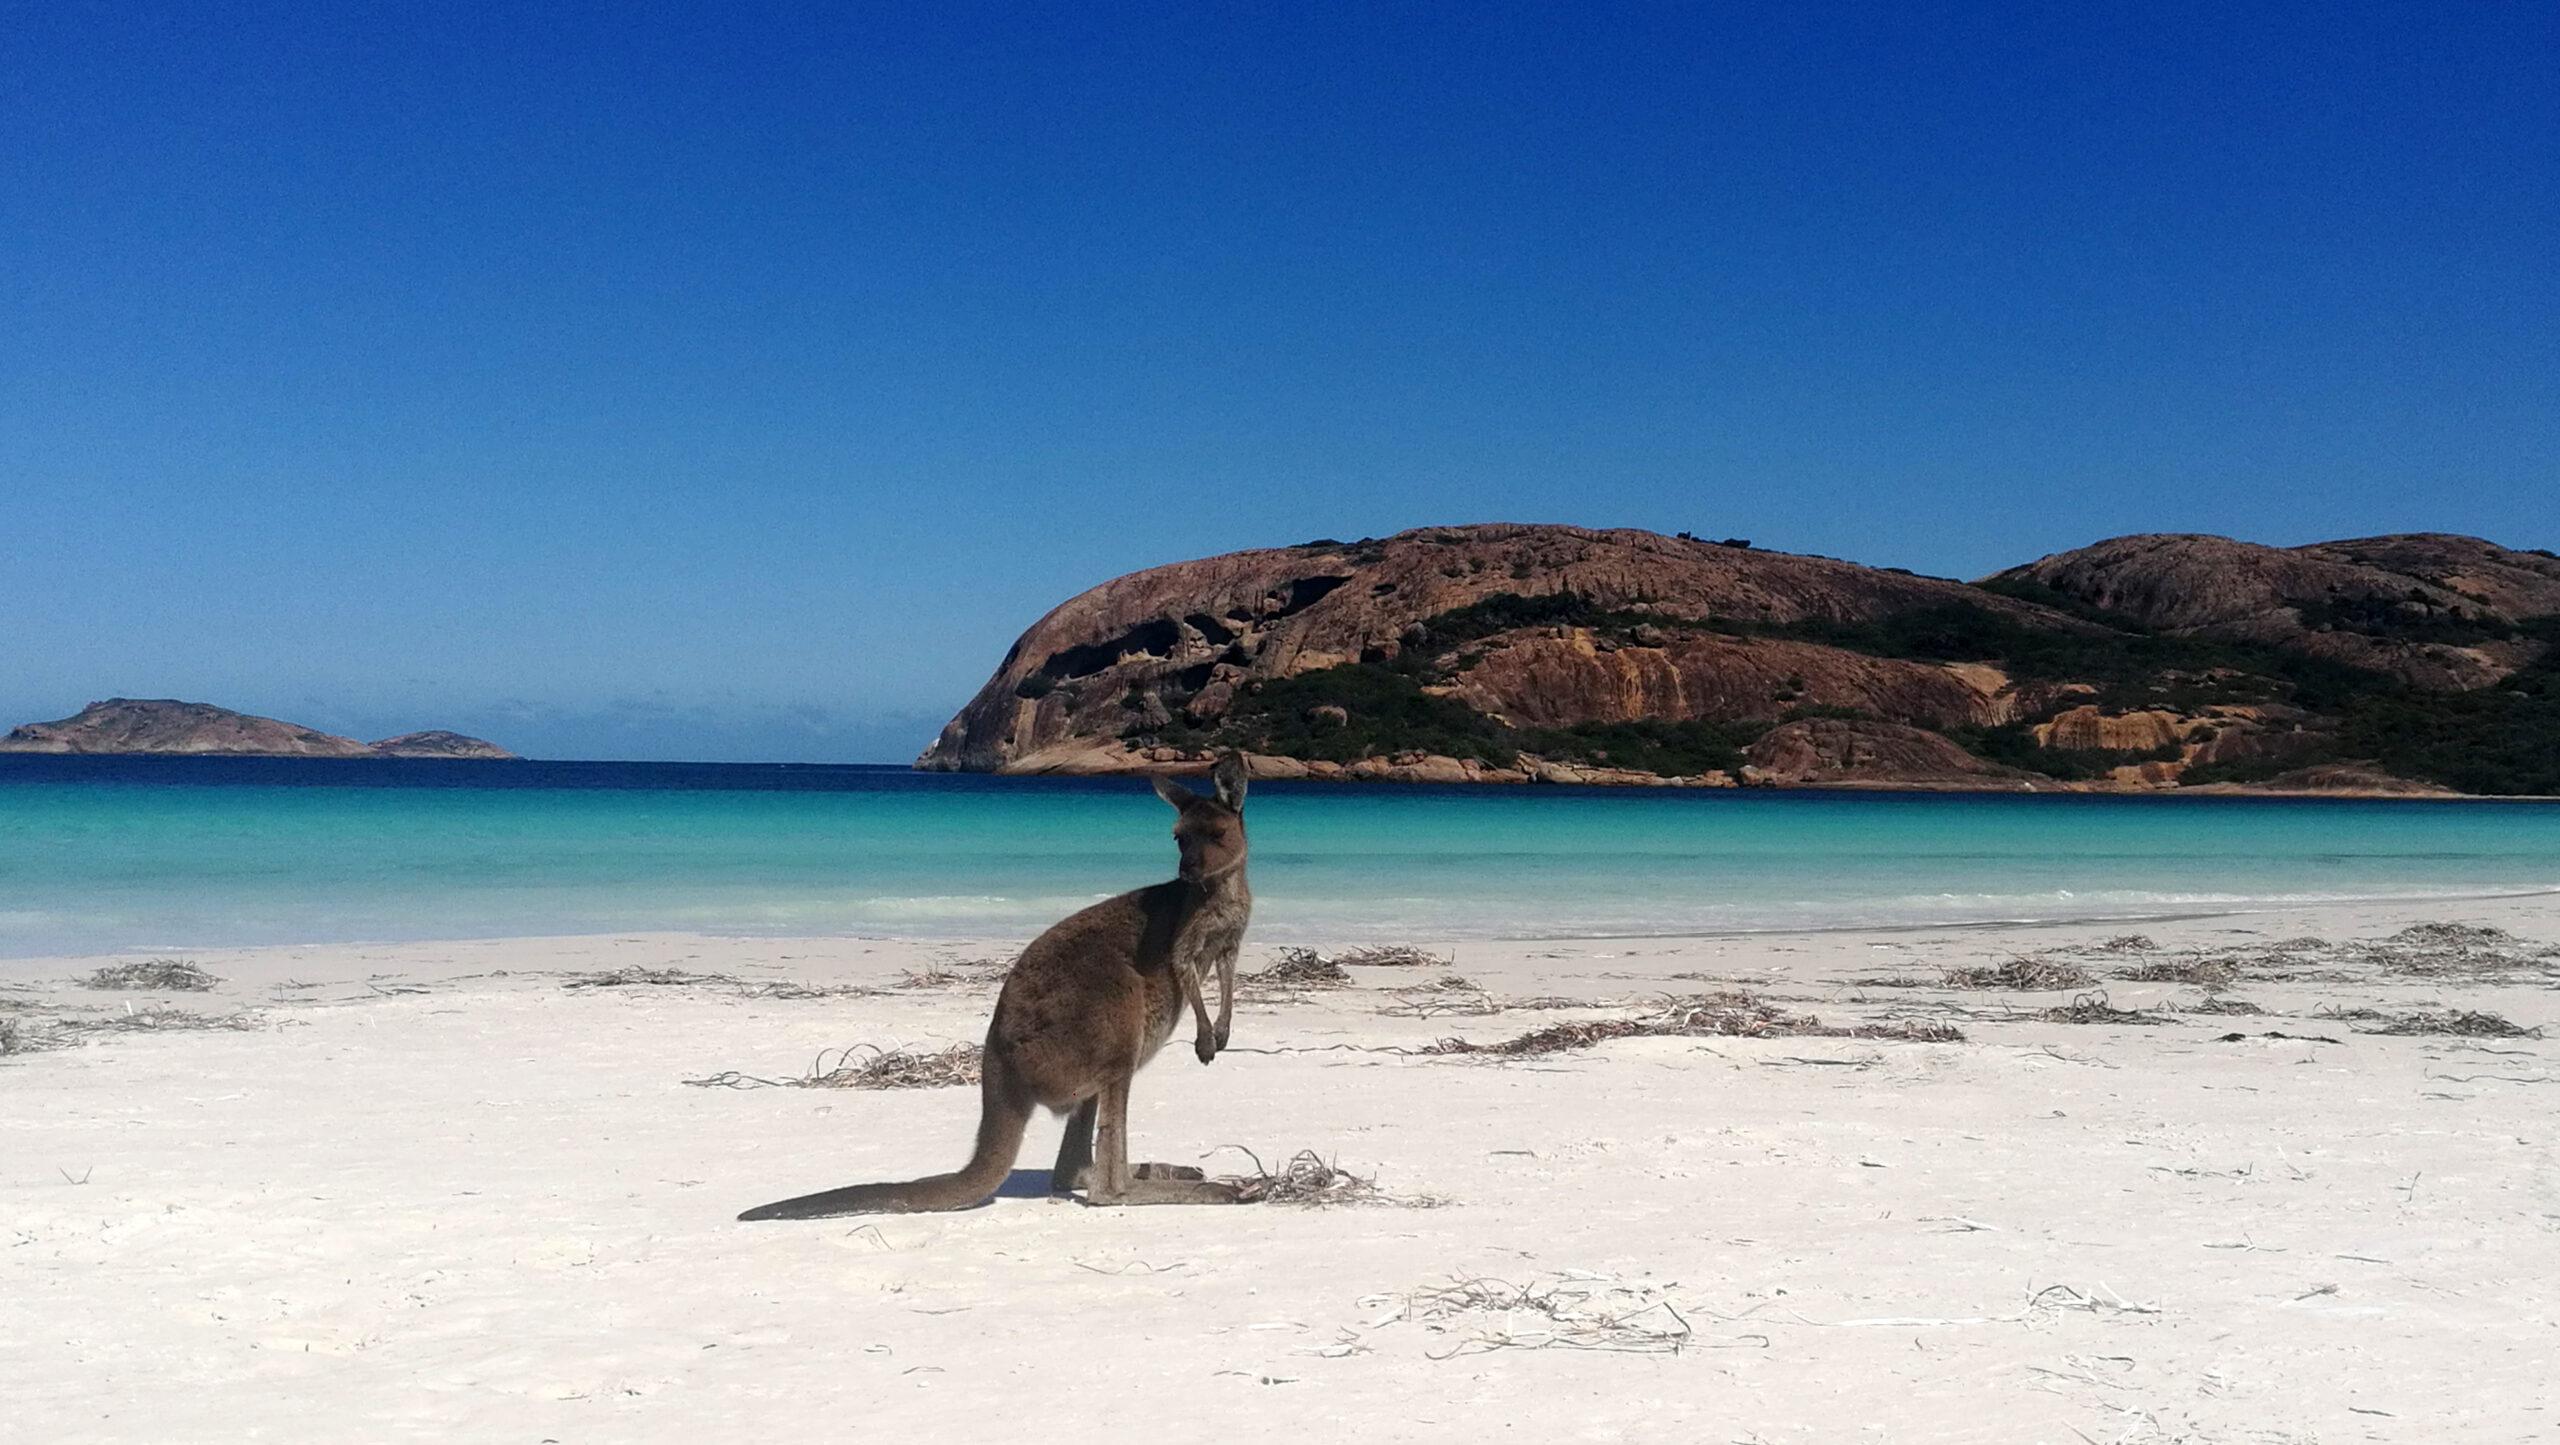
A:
[738,1047,1033,1221]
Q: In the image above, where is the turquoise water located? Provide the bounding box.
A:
[4,758,2558,959]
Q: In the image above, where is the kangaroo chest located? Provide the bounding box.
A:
[1173,886,1250,981]
[1145,882,1250,1044]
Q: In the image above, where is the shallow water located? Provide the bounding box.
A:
[3,757,2556,957]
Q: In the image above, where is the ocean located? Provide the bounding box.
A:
[3,757,2556,960]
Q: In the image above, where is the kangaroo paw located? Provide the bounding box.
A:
[1132,1162,1205,1182]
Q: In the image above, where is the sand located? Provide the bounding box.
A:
[5,900,2556,1442]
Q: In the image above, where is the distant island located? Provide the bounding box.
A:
[920,523,2560,796]
[0,699,516,760]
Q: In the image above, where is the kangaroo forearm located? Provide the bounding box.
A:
[1180,964,1214,1036]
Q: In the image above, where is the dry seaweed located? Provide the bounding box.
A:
[82,959,220,991]
[2185,996,2267,1016]
[1250,948,1354,990]
[798,1042,985,1088]
[2389,922,2515,948]
[1,1014,68,1056]
[2324,1007,2540,1039]
[683,1041,985,1090]
[1220,1147,1436,1208]
[1378,974,1505,1018]
[736,980,880,1001]
[1332,944,1449,969]
[1859,1019,1968,1042]
[2039,990,2173,1026]
[1405,972,1481,994]
[61,1005,267,1035]
[2341,922,2558,980]
[1942,956,2095,991]
[2117,957,2242,989]
[2084,934,2160,955]
[893,957,1008,990]
[563,967,738,990]
[1420,994,1960,1057]
[1392,1275,1695,1358]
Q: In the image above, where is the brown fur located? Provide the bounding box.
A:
[740,754,1253,1219]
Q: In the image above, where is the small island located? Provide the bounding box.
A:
[0,699,516,759]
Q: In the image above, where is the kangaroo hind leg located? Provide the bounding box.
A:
[1051,1096,1097,1194]
[1082,1074,1237,1206]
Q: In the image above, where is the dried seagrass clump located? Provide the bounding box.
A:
[2040,990,2172,1026]
[2325,1008,2539,1039]
[1942,957,2095,991]
[1422,994,1961,1058]
[2117,957,2242,988]
[84,959,220,991]
[1221,1149,1435,1208]
[1252,948,1353,989]
[802,1043,985,1089]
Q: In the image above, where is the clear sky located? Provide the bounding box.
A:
[4,3,2553,761]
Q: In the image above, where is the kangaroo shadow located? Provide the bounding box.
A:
[995,1169,1061,1200]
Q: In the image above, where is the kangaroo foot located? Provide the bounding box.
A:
[1054,1162,1197,1193]
[1083,1177,1243,1207]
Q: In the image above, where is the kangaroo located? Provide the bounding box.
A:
[739,753,1253,1219]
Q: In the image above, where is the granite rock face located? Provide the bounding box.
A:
[1446,631,2011,732]
[1741,718,2041,789]
[919,523,2062,776]
[924,523,2558,792]
[1990,532,2560,688]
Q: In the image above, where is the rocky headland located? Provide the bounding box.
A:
[920,524,2560,795]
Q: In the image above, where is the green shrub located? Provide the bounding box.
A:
[1521,719,1764,776]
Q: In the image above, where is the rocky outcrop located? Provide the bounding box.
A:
[369,730,517,760]
[2030,706,2190,753]
[1990,532,2560,687]
[1,700,373,757]
[0,700,514,759]
[1741,719,2040,789]
[920,524,2065,774]
[1448,631,2011,730]
[924,522,2558,794]
[2185,763,2460,798]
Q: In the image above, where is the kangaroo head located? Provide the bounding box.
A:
[1152,753,1249,884]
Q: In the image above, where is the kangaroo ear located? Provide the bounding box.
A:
[1212,752,1248,810]
[1152,774,1199,809]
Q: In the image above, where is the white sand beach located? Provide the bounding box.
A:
[5,900,2556,1442]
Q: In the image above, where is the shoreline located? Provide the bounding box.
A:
[11,878,2560,967]
[9,750,2560,800]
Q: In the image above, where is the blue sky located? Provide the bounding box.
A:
[4,3,2553,761]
